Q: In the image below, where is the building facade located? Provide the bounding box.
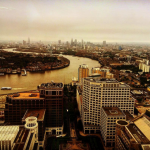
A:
[78,64,89,83]
[5,82,64,143]
[115,114,150,150]
[81,77,134,134]
[101,107,126,147]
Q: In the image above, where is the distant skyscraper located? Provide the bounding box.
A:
[58,40,61,45]
[75,39,77,45]
[23,40,26,45]
[71,38,73,46]
[82,39,83,48]
[28,37,30,44]
[78,64,89,83]
[103,41,106,47]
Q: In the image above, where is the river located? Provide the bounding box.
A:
[0,50,100,95]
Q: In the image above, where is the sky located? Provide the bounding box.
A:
[0,0,150,43]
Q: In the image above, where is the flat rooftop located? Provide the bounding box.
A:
[85,77,118,83]
[38,82,63,88]
[84,77,129,88]
[126,123,149,143]
[134,116,150,141]
[103,107,125,116]
[22,109,46,121]
[8,92,41,99]
[0,125,19,141]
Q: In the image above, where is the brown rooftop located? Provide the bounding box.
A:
[22,109,46,121]
[103,107,125,116]
[9,92,41,99]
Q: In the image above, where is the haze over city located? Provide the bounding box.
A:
[0,0,150,43]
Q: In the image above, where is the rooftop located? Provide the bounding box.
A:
[103,107,125,116]
[22,109,46,121]
[8,92,41,99]
[134,116,150,141]
[126,123,149,143]
[38,82,63,89]
[85,77,118,83]
[0,125,19,141]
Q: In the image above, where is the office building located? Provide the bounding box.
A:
[101,107,126,147]
[28,37,30,44]
[103,41,106,47]
[38,82,64,135]
[139,59,150,72]
[81,77,134,134]
[58,40,61,45]
[0,116,39,150]
[22,109,46,146]
[115,114,150,150]
[91,67,114,78]
[78,64,89,83]
[5,82,64,146]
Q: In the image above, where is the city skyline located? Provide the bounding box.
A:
[0,0,150,43]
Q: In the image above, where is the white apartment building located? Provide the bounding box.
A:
[139,59,150,72]
[101,107,126,147]
[81,77,134,134]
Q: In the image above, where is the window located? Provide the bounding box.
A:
[52,91,56,95]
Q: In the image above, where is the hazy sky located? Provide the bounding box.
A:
[0,0,150,43]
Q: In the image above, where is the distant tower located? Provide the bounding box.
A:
[48,44,52,56]
[78,64,89,83]
[71,38,73,46]
[82,39,83,48]
[23,40,26,45]
[28,37,30,44]
[103,41,106,47]
[75,39,77,46]
[58,40,61,45]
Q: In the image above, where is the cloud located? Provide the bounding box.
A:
[0,6,14,10]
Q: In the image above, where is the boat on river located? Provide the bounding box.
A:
[1,87,12,90]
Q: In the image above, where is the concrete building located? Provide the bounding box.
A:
[115,114,150,150]
[139,59,150,72]
[0,116,39,150]
[91,67,114,78]
[76,86,83,117]
[103,41,106,47]
[101,107,126,147]
[78,64,89,83]
[38,82,64,135]
[80,77,134,134]
[5,82,64,148]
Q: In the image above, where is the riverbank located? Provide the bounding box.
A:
[0,50,70,74]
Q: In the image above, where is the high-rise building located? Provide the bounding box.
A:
[75,39,77,45]
[103,41,106,47]
[38,82,63,132]
[71,38,73,46]
[115,114,150,150]
[23,40,26,45]
[101,107,126,147]
[58,40,61,45]
[82,39,83,48]
[5,82,64,140]
[78,64,89,83]
[28,37,30,44]
[80,77,134,134]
